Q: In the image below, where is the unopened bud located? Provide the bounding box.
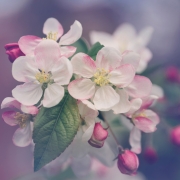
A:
[88,122,108,148]
[144,147,157,163]
[4,43,25,63]
[117,149,139,175]
[170,126,180,146]
[165,66,179,82]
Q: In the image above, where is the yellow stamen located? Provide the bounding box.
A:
[35,70,51,84]
[14,112,31,128]
[46,32,58,41]
[93,68,109,86]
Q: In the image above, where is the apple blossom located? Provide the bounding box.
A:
[1,97,38,147]
[12,39,73,107]
[18,17,82,57]
[90,23,153,73]
[4,43,25,63]
[68,47,140,111]
[117,149,139,175]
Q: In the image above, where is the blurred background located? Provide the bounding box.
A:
[1,0,180,179]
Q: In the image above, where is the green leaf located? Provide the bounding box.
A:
[71,38,89,55]
[88,42,104,60]
[33,92,80,171]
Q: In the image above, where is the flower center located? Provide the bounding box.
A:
[46,32,58,41]
[14,112,32,128]
[93,68,109,86]
[133,110,147,119]
[35,70,51,84]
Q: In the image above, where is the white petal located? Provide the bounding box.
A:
[1,97,21,109]
[43,83,64,108]
[60,46,76,58]
[93,86,120,111]
[89,31,118,48]
[137,26,154,47]
[129,127,141,154]
[96,47,122,71]
[12,82,43,106]
[71,53,96,78]
[71,155,92,178]
[12,56,38,82]
[13,122,32,147]
[2,111,18,126]
[51,56,73,85]
[109,64,135,87]
[34,39,61,72]
[89,141,116,167]
[121,51,140,71]
[112,89,131,114]
[18,35,42,56]
[59,20,82,45]
[113,23,136,41]
[68,78,96,100]
[151,84,164,98]
[43,18,63,39]
[82,123,95,142]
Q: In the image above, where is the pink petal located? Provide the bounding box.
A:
[60,46,76,58]
[141,95,158,110]
[125,75,152,98]
[34,39,61,72]
[2,111,18,126]
[59,20,82,45]
[71,53,96,78]
[134,110,160,133]
[121,51,140,71]
[43,18,64,39]
[109,64,135,88]
[151,84,164,98]
[43,83,64,108]
[68,78,96,100]
[12,56,38,82]
[93,86,120,111]
[20,105,39,115]
[51,56,73,85]
[18,35,42,56]
[12,122,32,147]
[96,47,122,71]
[12,82,43,106]
[112,89,131,114]
[129,127,141,154]
[1,97,21,110]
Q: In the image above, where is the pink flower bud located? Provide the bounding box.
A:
[117,149,139,175]
[170,126,180,146]
[144,147,157,163]
[88,122,108,148]
[165,66,179,82]
[4,43,25,63]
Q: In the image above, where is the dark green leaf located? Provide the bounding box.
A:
[71,38,89,55]
[33,92,80,171]
[88,42,104,60]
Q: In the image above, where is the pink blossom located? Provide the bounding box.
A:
[1,97,38,147]
[4,43,25,63]
[170,126,180,146]
[143,147,157,163]
[18,18,82,58]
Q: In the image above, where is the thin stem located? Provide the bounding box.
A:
[100,112,124,151]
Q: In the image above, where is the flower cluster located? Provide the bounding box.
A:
[1,18,161,177]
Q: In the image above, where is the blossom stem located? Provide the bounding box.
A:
[100,112,124,151]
